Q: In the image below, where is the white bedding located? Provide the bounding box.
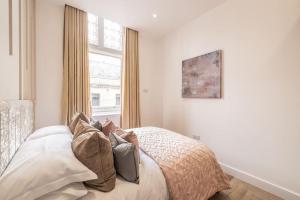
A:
[80,150,168,200]
[1,125,168,200]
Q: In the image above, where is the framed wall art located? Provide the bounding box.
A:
[182,50,222,98]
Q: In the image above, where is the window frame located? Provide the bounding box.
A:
[89,48,122,60]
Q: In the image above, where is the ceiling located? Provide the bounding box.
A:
[51,0,226,39]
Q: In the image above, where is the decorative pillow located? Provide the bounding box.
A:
[37,182,88,200]
[102,120,118,136]
[114,128,140,163]
[72,120,116,192]
[91,120,102,131]
[0,133,97,200]
[109,132,139,184]
[73,119,99,139]
[69,112,90,133]
[27,125,72,141]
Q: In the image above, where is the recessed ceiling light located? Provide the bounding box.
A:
[152,14,157,18]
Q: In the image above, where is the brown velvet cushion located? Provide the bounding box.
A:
[114,129,140,163]
[73,119,98,139]
[69,112,90,134]
[102,120,118,136]
[72,120,116,192]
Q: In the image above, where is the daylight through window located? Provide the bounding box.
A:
[88,14,123,121]
[88,14,99,46]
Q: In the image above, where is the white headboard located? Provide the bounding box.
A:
[0,100,34,175]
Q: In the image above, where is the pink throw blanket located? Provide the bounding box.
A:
[132,127,230,200]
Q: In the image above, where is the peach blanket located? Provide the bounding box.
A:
[132,127,230,200]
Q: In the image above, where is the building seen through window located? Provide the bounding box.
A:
[89,53,121,116]
[88,14,122,122]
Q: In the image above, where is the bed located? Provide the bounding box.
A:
[81,150,168,200]
[0,100,230,200]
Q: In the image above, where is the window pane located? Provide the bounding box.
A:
[92,93,100,106]
[88,13,99,45]
[104,19,122,51]
[89,53,121,116]
[115,94,120,105]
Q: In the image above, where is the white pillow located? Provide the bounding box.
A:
[0,133,97,200]
[37,182,88,200]
[27,125,71,141]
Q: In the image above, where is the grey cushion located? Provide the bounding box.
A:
[109,133,139,184]
[91,120,102,131]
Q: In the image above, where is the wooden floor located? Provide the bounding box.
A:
[209,175,283,200]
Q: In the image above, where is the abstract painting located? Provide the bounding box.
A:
[182,50,222,98]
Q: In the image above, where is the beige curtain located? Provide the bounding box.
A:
[62,5,90,125]
[121,28,141,129]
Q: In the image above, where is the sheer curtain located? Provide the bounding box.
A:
[121,28,141,129]
[62,5,91,124]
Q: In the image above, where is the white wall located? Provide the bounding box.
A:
[35,0,64,128]
[0,0,20,100]
[139,36,163,127]
[35,0,163,128]
[160,0,300,198]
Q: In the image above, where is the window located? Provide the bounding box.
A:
[89,53,121,116]
[104,19,123,51]
[91,93,100,106]
[88,14,122,52]
[88,14,99,46]
[88,14,123,123]
[115,94,120,105]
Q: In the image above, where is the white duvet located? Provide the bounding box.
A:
[80,150,168,200]
[14,125,168,200]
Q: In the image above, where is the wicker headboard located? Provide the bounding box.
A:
[0,100,34,175]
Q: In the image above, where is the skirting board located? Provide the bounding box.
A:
[220,163,300,200]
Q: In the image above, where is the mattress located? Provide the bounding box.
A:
[80,150,168,200]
